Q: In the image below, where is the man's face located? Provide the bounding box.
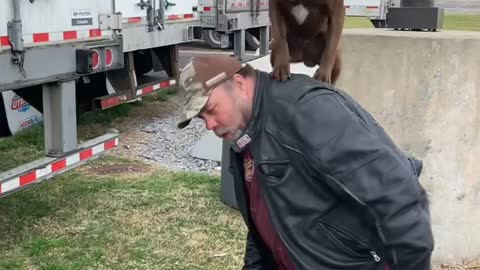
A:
[198,75,253,141]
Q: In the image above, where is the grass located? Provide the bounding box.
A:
[0,86,178,173]
[142,86,178,102]
[1,155,479,270]
[0,124,44,172]
[0,156,247,270]
[443,13,480,31]
[344,13,480,31]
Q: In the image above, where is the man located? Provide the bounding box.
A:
[177,55,434,270]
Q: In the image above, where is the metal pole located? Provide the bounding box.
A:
[259,26,269,56]
[8,0,26,77]
[42,80,78,157]
[233,29,246,61]
[10,0,23,52]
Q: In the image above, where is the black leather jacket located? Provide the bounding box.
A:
[227,70,434,270]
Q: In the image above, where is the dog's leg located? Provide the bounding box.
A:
[269,0,291,81]
[313,0,345,84]
[331,47,342,84]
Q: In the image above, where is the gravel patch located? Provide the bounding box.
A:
[133,105,221,174]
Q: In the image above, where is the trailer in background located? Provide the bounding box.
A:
[197,0,393,54]
[345,0,392,28]
[197,0,271,60]
[0,0,202,198]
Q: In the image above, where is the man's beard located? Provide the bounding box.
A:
[214,128,243,141]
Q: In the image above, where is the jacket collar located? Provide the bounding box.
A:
[230,70,268,152]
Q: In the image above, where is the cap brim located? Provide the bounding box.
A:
[176,95,209,129]
[177,119,192,129]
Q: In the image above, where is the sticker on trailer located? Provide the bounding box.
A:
[1,91,43,135]
[72,9,93,26]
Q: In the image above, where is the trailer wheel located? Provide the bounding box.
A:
[245,27,272,51]
[245,31,260,51]
[133,50,153,75]
[0,94,11,137]
[202,29,224,49]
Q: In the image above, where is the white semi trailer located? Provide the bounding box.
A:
[0,0,202,198]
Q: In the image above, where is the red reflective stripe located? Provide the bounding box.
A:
[63,31,77,40]
[89,29,101,37]
[184,14,194,19]
[143,85,154,94]
[0,36,9,46]
[104,140,116,150]
[52,159,66,172]
[19,171,36,186]
[167,15,180,20]
[344,5,378,8]
[160,80,170,88]
[80,149,93,160]
[33,33,49,43]
[101,97,121,108]
[128,17,142,23]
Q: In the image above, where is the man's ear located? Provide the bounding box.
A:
[232,74,246,92]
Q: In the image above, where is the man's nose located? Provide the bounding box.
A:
[204,117,217,131]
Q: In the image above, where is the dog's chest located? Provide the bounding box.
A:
[290,4,309,25]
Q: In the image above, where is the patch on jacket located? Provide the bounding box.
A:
[243,152,255,182]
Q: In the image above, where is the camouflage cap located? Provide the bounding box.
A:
[177,55,243,129]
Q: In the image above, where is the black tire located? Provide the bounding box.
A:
[133,50,153,76]
[203,29,223,49]
[245,27,272,51]
[245,32,260,51]
[0,94,12,137]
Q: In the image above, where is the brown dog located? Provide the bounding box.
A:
[269,0,345,85]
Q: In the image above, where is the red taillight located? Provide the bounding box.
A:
[105,49,113,66]
[92,50,99,69]
[203,6,211,11]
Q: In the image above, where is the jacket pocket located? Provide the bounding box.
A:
[313,219,381,264]
[256,160,292,186]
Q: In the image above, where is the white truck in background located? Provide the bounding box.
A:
[345,0,392,28]
[198,0,270,51]
[197,0,392,51]
[0,0,202,198]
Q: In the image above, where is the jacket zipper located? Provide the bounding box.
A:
[370,251,381,262]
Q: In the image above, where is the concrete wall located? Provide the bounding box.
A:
[335,29,480,264]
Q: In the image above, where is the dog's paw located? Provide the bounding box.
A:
[270,41,291,81]
[271,64,291,81]
[313,67,332,84]
[270,62,292,81]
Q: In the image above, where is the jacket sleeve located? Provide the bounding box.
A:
[290,91,434,270]
[242,229,276,270]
